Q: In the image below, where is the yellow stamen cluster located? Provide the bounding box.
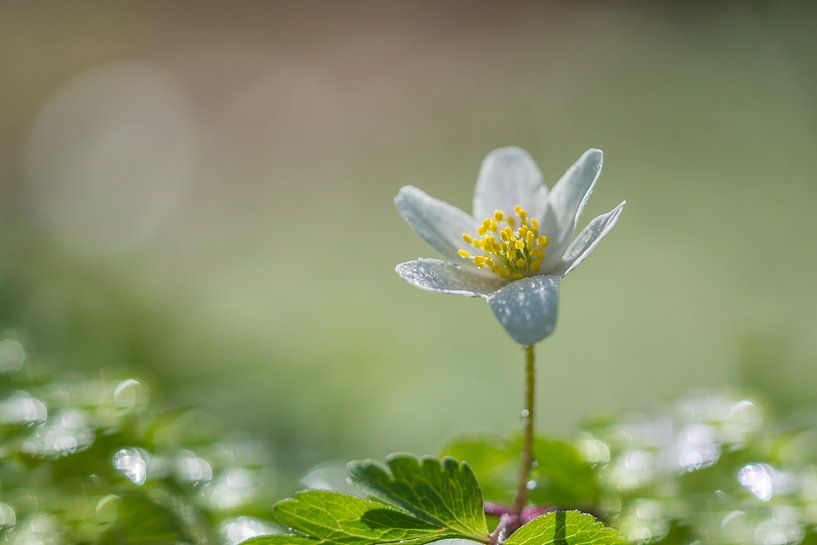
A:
[458,205,549,280]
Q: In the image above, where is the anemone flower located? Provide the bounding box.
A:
[395,147,625,346]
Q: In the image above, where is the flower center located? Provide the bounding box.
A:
[458,205,549,280]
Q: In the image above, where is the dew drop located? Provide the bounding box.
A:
[174,450,213,484]
[113,448,149,485]
[95,495,120,523]
[0,338,26,373]
[0,391,47,425]
[0,503,16,527]
[221,517,281,545]
[113,378,150,413]
[21,409,94,458]
[739,464,774,501]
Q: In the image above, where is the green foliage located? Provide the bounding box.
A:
[0,349,280,545]
[249,455,619,545]
[98,492,197,545]
[503,511,623,545]
[17,335,817,545]
[253,455,492,545]
[440,434,599,508]
[348,455,488,538]
[259,489,467,545]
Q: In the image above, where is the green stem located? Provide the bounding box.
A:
[512,344,536,518]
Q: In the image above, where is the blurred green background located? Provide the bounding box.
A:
[1,1,816,481]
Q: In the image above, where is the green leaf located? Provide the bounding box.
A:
[440,436,517,505]
[440,434,600,507]
[528,437,601,507]
[99,492,196,545]
[241,537,317,545]
[348,454,489,540]
[272,489,462,545]
[504,511,623,545]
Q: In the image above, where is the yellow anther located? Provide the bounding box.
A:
[458,204,552,280]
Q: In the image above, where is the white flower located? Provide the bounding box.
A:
[394,147,625,346]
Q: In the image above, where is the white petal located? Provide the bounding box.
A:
[557,201,626,277]
[488,275,560,345]
[396,259,504,298]
[472,147,547,221]
[541,149,603,263]
[395,186,478,265]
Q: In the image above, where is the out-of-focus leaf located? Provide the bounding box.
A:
[440,434,600,508]
[99,492,195,545]
[440,435,517,504]
[240,537,316,545]
[528,437,601,507]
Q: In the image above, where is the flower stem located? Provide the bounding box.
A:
[512,344,536,519]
